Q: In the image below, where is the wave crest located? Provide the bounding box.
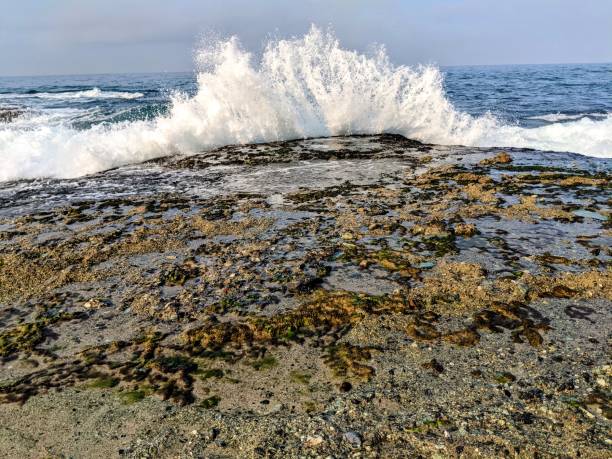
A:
[527,112,608,122]
[0,87,144,101]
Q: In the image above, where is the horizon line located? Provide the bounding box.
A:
[1,60,611,79]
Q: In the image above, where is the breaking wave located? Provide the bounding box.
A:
[527,112,609,122]
[0,88,144,100]
[1,26,611,181]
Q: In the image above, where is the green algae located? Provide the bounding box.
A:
[200,395,221,409]
[151,355,198,373]
[119,389,147,404]
[88,376,119,389]
[250,356,278,371]
[0,322,47,359]
[199,368,224,379]
[289,371,311,385]
[0,308,83,360]
[495,372,517,384]
[324,344,375,380]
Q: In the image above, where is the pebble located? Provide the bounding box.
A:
[342,431,362,447]
[83,298,108,309]
[304,435,324,447]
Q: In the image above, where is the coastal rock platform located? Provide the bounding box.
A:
[0,135,610,458]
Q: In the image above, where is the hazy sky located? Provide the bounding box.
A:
[1,0,611,76]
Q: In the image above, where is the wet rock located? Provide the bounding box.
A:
[0,134,610,456]
[548,285,577,299]
[0,108,23,123]
[480,151,512,165]
[453,223,477,237]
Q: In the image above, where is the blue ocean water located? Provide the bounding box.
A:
[0,29,610,181]
[0,72,194,129]
[2,64,610,131]
[444,63,612,127]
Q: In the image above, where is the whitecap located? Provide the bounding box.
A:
[0,87,144,101]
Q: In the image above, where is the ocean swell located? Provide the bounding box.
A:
[1,26,611,182]
[0,87,144,100]
[527,113,608,122]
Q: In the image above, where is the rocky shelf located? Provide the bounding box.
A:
[0,135,610,458]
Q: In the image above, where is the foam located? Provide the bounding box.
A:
[527,113,608,122]
[0,87,144,100]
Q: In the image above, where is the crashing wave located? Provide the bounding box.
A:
[1,26,611,181]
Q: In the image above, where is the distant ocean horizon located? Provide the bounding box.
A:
[4,60,612,78]
[1,27,611,182]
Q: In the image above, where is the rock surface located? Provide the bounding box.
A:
[0,135,610,458]
[0,107,23,123]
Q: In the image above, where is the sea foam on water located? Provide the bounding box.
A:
[1,26,611,181]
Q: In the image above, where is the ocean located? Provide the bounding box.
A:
[1,27,611,182]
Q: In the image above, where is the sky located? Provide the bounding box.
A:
[1,0,611,76]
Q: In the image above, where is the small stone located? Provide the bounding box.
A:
[83,298,109,310]
[398,267,419,278]
[379,259,398,271]
[304,435,324,447]
[343,431,362,447]
[339,381,353,392]
[417,261,435,270]
[341,232,354,240]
